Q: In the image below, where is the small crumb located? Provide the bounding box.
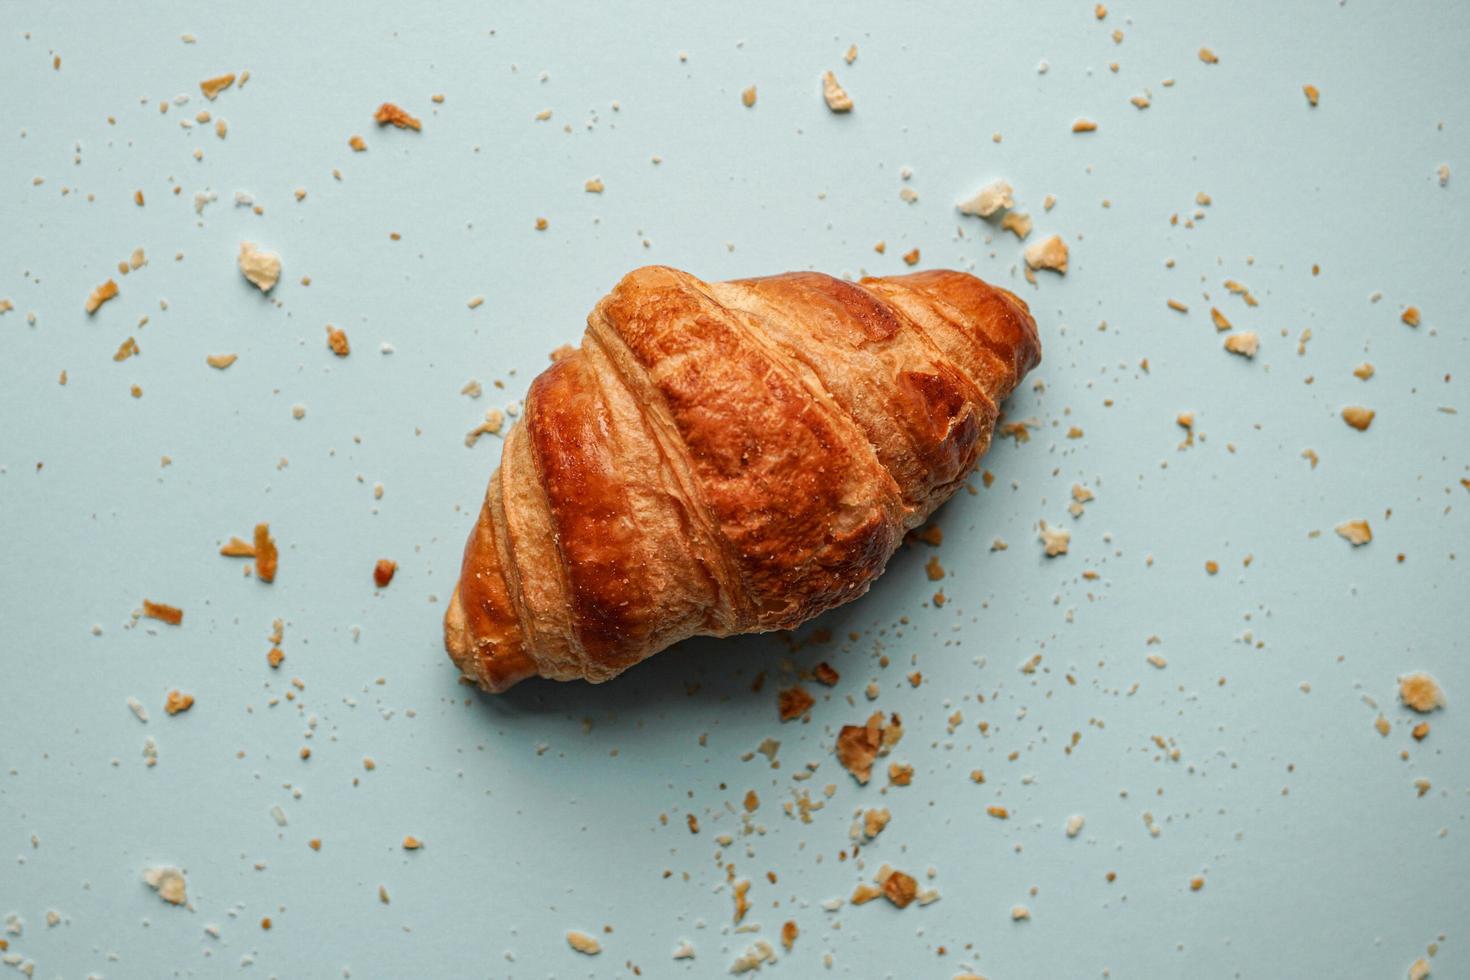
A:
[566,930,602,955]
[584,177,604,193]
[813,662,840,686]
[199,73,236,100]
[253,523,278,583]
[844,44,858,64]
[822,70,853,112]
[142,866,187,906]
[1335,520,1372,546]
[1167,298,1189,313]
[987,805,1009,820]
[1399,672,1445,713]
[1038,520,1070,557]
[902,247,920,266]
[1072,118,1098,133]
[1011,905,1031,921]
[957,180,1014,218]
[1205,560,1219,575]
[742,85,757,108]
[325,326,350,356]
[1001,211,1032,239]
[1412,722,1430,741]
[374,102,422,130]
[1409,958,1431,980]
[1401,306,1421,327]
[1353,363,1375,380]
[378,884,390,904]
[1190,876,1205,891]
[374,559,398,587]
[402,836,422,850]
[1024,235,1069,274]
[778,686,814,721]
[85,279,119,315]
[1223,331,1259,358]
[142,599,184,625]
[780,920,798,951]
[1065,814,1085,838]
[349,135,367,151]
[1210,307,1232,331]
[1341,406,1375,431]
[1303,84,1320,106]
[1198,47,1219,64]
[467,295,485,309]
[238,242,281,293]
[1375,715,1392,737]
[164,690,194,715]
[882,870,918,908]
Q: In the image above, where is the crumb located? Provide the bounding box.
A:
[238,242,281,293]
[1399,672,1445,713]
[1341,406,1375,431]
[1198,47,1219,64]
[467,295,485,309]
[987,805,1009,820]
[1072,118,1098,133]
[1223,331,1259,358]
[1066,814,1085,837]
[378,885,390,904]
[1024,235,1069,274]
[882,870,918,909]
[85,279,119,315]
[845,44,858,64]
[1353,363,1375,380]
[1303,84,1320,106]
[822,70,853,112]
[1375,715,1392,737]
[584,177,605,193]
[957,180,1014,218]
[1011,905,1030,921]
[566,930,601,955]
[374,102,421,130]
[164,690,194,715]
[887,762,913,786]
[199,73,236,99]
[1409,958,1431,980]
[836,711,901,784]
[349,135,367,151]
[1190,876,1205,891]
[326,326,350,356]
[780,920,798,951]
[374,559,397,587]
[813,662,840,686]
[903,247,920,266]
[1210,307,1232,331]
[1204,560,1220,575]
[402,836,422,850]
[142,866,187,905]
[1038,520,1070,556]
[1001,211,1032,239]
[863,807,891,839]
[742,85,756,108]
[127,696,149,723]
[142,599,184,625]
[253,523,278,583]
[1335,520,1372,546]
[219,535,254,557]
[1412,722,1430,741]
[778,686,814,721]
[535,217,548,230]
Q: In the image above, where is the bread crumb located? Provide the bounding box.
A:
[863,807,891,839]
[780,920,798,951]
[1353,363,1375,380]
[1038,520,1070,557]
[822,71,853,112]
[1375,715,1392,736]
[85,279,119,315]
[402,835,422,850]
[374,559,397,587]
[1011,904,1031,921]
[987,805,1009,820]
[164,690,194,715]
[957,180,1014,218]
[1024,235,1069,274]
[205,352,238,370]
[1190,876,1205,891]
[778,686,814,721]
[813,662,840,686]
[845,44,858,64]
[1198,47,1219,64]
[1209,307,1232,331]
[1341,406,1375,431]
[326,326,350,356]
[238,242,281,293]
[1223,331,1258,358]
[142,866,187,905]
[1065,814,1085,837]
[1072,118,1098,133]
[1401,306,1421,327]
[1167,298,1189,313]
[836,711,901,784]
[374,102,421,130]
[142,599,184,625]
[1303,84,1320,106]
[199,73,236,100]
[1335,520,1372,546]
[566,930,602,955]
[1409,958,1431,980]
[1399,672,1445,713]
[584,177,605,193]
[349,135,367,151]
[1001,211,1032,239]
[742,85,757,108]
[882,870,918,908]
[253,523,278,583]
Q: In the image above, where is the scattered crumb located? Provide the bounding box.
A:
[374,559,398,588]
[1001,211,1032,239]
[863,807,891,840]
[142,866,187,905]
[1024,235,1069,274]
[584,177,605,193]
[742,85,757,108]
[1066,814,1085,838]
[822,71,853,112]
[349,135,367,152]
[142,599,184,625]
[1303,84,1320,106]
[1341,406,1375,431]
[467,295,485,309]
[813,662,840,686]
[566,930,602,955]
[1401,306,1421,327]
[778,686,814,721]
[253,523,278,583]
[903,247,920,266]
[1072,118,1098,133]
[238,242,281,293]
[957,180,1013,218]
[1399,673,1445,713]
[882,870,918,909]
[1353,363,1375,380]
[1198,47,1219,64]
[1335,520,1372,546]
[1223,331,1259,358]
[1011,905,1031,921]
[836,711,902,784]
[326,326,350,356]
[199,73,236,100]
[402,836,422,850]
[85,279,119,315]
[1038,521,1070,557]
[780,920,798,951]
[164,690,194,715]
[1409,958,1431,980]
[374,102,421,131]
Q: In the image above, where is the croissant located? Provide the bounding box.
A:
[445,265,1040,691]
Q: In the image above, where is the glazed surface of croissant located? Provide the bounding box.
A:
[445,266,1041,691]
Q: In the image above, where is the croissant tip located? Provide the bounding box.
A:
[444,585,538,694]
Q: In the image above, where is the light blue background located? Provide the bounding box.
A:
[2,2,1466,977]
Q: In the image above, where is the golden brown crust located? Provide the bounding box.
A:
[445,266,1040,692]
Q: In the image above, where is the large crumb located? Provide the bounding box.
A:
[1399,673,1445,713]
[957,180,1013,218]
[142,599,184,625]
[238,242,281,293]
[1038,520,1070,557]
[1335,520,1372,546]
[836,711,902,784]
[374,102,422,130]
[822,71,853,112]
[1223,332,1259,358]
[882,870,918,908]
[142,866,187,905]
[1024,235,1069,274]
[778,686,814,721]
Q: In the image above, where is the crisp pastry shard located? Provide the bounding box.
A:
[445,265,1041,691]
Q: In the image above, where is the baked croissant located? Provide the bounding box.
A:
[445,265,1040,691]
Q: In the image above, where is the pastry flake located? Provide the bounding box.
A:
[822,70,853,112]
[238,242,281,293]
